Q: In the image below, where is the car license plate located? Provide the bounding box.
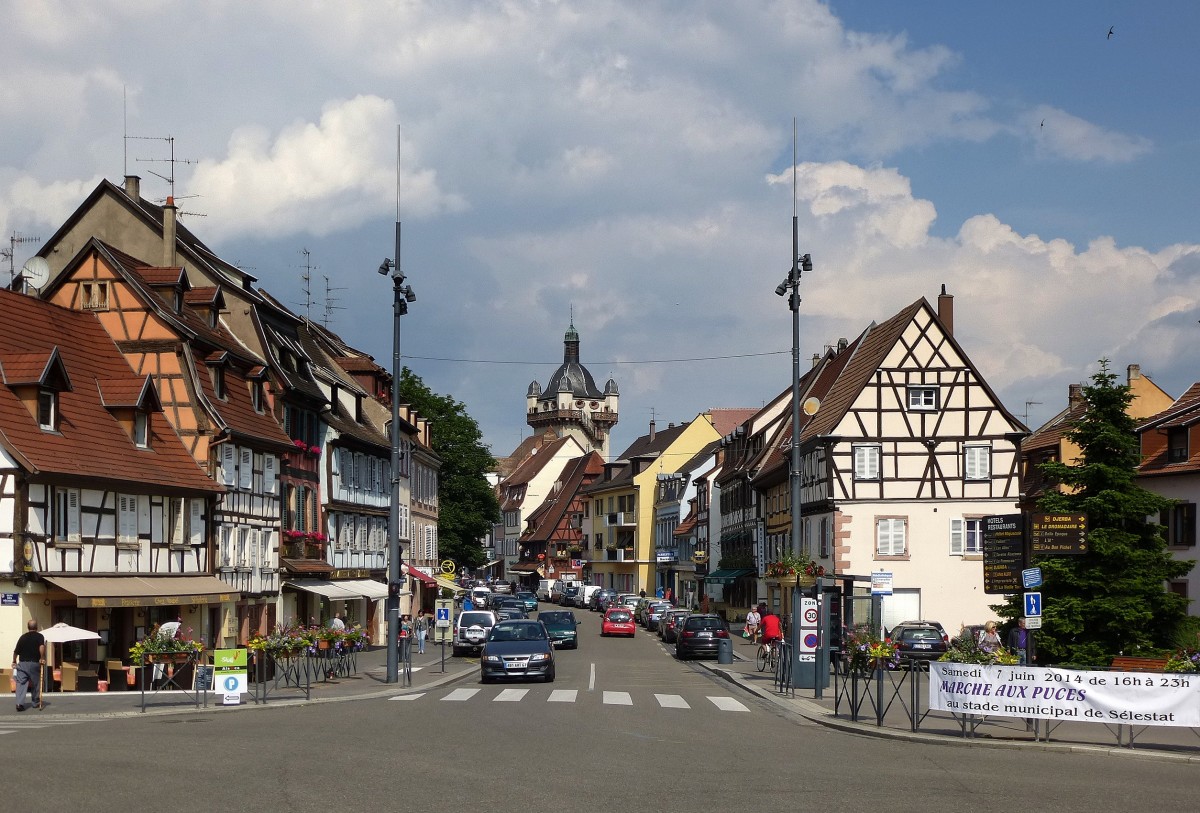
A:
[914,643,930,649]
[506,661,528,670]
[699,631,712,638]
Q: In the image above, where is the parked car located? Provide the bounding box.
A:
[660,609,690,644]
[495,607,528,622]
[601,607,636,637]
[479,620,555,683]
[489,581,513,594]
[576,584,601,609]
[538,610,580,649]
[515,591,539,613]
[645,602,671,631]
[560,584,582,607]
[887,621,950,665]
[453,610,498,657]
[593,589,618,611]
[674,614,729,660]
[536,579,556,602]
[619,594,642,612]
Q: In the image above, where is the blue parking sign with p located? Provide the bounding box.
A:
[1024,592,1042,618]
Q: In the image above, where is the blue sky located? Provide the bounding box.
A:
[2,1,1199,458]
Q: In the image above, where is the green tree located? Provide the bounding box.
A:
[995,361,1192,666]
[398,368,498,571]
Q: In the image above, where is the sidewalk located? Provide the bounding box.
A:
[1,643,475,719]
[700,631,1200,764]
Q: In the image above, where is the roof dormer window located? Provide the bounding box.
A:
[212,364,226,399]
[134,410,150,448]
[250,378,264,412]
[37,389,58,431]
[80,281,109,311]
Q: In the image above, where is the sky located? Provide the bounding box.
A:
[3,1,1199,461]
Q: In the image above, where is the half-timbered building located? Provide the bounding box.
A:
[39,239,294,647]
[774,287,1027,629]
[0,288,227,668]
[510,452,605,589]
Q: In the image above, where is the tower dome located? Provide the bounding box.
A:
[542,319,602,399]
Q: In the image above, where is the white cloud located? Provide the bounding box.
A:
[188,96,465,241]
[1027,105,1152,163]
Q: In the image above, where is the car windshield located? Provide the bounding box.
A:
[489,622,547,642]
[607,611,632,622]
[684,617,724,631]
[459,612,494,627]
[539,612,574,625]
[517,592,536,600]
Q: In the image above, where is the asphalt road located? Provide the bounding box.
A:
[5,607,1195,811]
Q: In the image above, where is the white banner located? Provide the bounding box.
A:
[929,662,1199,727]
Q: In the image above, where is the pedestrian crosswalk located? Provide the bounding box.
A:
[388,687,750,712]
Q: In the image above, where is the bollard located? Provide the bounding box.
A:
[717,635,734,664]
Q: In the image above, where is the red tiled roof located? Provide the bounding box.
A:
[137,266,188,287]
[0,352,56,385]
[95,377,156,409]
[710,408,759,436]
[0,289,220,492]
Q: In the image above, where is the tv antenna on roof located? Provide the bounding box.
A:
[129,134,197,202]
[322,275,347,329]
[1022,400,1043,423]
[3,232,42,287]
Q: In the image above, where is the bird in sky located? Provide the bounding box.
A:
[1107,26,1115,40]
[1040,119,1045,128]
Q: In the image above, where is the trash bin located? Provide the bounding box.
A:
[717,635,734,664]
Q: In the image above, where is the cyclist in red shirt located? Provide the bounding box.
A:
[760,609,783,647]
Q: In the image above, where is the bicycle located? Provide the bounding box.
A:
[756,638,781,673]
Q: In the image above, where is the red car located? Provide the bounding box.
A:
[601,608,636,637]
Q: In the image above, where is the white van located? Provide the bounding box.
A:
[536,579,556,602]
[576,584,601,609]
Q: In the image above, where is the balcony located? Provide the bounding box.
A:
[604,547,637,562]
[605,512,635,527]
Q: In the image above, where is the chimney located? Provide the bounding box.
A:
[649,419,656,443]
[124,175,141,199]
[937,284,954,335]
[1127,364,1141,383]
[836,337,848,352]
[1068,383,1084,406]
[162,196,177,268]
[811,353,820,368]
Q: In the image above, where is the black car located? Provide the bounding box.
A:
[888,621,949,665]
[538,610,579,649]
[480,620,555,683]
[560,584,582,607]
[493,597,526,615]
[675,614,729,660]
[592,589,618,612]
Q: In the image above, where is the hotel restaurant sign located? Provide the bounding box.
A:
[83,592,238,609]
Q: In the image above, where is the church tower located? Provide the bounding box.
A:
[526,320,619,459]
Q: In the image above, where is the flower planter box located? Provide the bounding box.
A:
[145,652,194,664]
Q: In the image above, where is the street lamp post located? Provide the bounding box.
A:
[380,221,416,685]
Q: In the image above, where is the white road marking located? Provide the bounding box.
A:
[548,689,577,703]
[442,688,480,701]
[389,693,425,701]
[708,696,749,712]
[589,662,596,691]
[655,693,690,709]
[603,691,632,705]
[494,688,528,702]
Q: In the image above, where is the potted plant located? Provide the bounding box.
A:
[130,622,204,664]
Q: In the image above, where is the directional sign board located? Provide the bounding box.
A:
[983,514,1024,594]
[1031,513,1088,555]
[1024,592,1042,618]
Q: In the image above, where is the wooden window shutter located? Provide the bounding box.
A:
[949,518,964,555]
[189,500,204,546]
[239,448,253,490]
[263,455,277,495]
[221,444,237,486]
[67,490,81,542]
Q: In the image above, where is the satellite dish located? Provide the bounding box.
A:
[802,397,821,416]
[21,256,50,290]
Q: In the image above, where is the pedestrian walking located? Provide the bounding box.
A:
[415,611,429,654]
[11,619,45,712]
[979,621,1002,654]
[1006,617,1036,665]
[744,606,762,643]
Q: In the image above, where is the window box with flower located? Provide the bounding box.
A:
[130,622,204,665]
[765,553,825,587]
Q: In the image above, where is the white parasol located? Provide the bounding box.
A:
[41,622,102,644]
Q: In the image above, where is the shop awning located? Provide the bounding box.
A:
[409,569,438,588]
[482,559,502,570]
[433,575,466,593]
[507,561,542,573]
[44,575,239,609]
[337,579,391,600]
[703,568,755,585]
[285,579,404,600]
